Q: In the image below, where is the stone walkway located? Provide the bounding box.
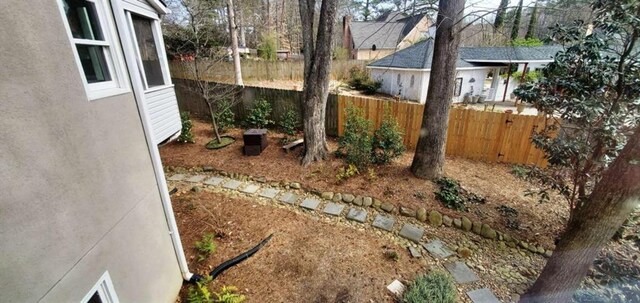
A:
[168,172,526,302]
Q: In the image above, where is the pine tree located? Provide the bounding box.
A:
[510,0,523,40]
[525,3,538,39]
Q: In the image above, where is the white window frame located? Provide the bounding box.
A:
[81,271,120,303]
[57,0,129,100]
[124,11,172,92]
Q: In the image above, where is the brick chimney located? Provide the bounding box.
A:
[342,15,353,57]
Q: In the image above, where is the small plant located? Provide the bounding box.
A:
[214,100,235,133]
[403,271,457,303]
[434,178,466,211]
[336,106,372,169]
[336,164,359,184]
[366,167,377,181]
[195,233,217,261]
[347,66,382,95]
[178,111,195,143]
[257,32,277,61]
[245,99,274,129]
[214,286,246,303]
[511,164,531,180]
[187,276,213,303]
[372,109,406,164]
[279,107,299,136]
[384,249,399,261]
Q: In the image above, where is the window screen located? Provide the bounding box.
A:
[131,15,165,88]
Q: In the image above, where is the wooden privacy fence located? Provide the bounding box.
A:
[337,95,549,167]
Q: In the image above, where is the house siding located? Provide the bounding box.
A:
[0,1,182,302]
[146,87,182,143]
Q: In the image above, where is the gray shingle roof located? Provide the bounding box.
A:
[368,40,563,69]
[349,13,428,50]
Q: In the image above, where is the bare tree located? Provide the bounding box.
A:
[298,0,339,166]
[226,0,244,86]
[410,0,465,179]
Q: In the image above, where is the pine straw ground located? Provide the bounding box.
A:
[161,120,569,249]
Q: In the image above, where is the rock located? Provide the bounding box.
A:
[255,176,267,183]
[290,182,301,189]
[381,202,394,212]
[519,242,529,249]
[429,210,443,226]
[457,247,472,259]
[353,196,363,206]
[461,216,472,231]
[506,241,516,248]
[342,194,355,203]
[443,215,453,227]
[527,245,538,253]
[321,192,334,200]
[472,221,482,234]
[373,198,382,209]
[498,241,506,249]
[503,233,513,243]
[202,166,215,172]
[537,246,545,254]
[191,186,201,193]
[363,197,373,207]
[544,250,553,258]
[400,206,416,217]
[417,208,427,222]
[480,224,497,239]
[453,218,462,229]
[332,193,343,202]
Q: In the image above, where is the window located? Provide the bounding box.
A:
[81,271,119,303]
[454,77,463,96]
[59,0,128,100]
[130,14,166,89]
[410,75,415,88]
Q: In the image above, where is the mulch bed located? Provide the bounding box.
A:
[160,120,569,249]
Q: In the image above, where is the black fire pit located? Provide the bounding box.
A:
[243,129,268,156]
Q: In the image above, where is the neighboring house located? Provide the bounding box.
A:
[1,0,193,302]
[367,39,563,103]
[342,12,433,60]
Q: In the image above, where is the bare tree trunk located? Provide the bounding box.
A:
[238,0,247,47]
[206,101,223,143]
[520,126,640,303]
[410,0,465,179]
[226,0,244,86]
[299,0,338,166]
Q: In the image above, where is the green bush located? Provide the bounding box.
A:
[403,271,457,303]
[434,178,466,211]
[279,107,299,135]
[214,286,246,303]
[195,233,217,261]
[178,111,195,143]
[214,100,235,133]
[336,106,372,169]
[335,164,359,184]
[245,99,274,129]
[257,32,277,61]
[372,111,405,164]
[333,46,349,60]
[187,276,213,303]
[347,66,381,95]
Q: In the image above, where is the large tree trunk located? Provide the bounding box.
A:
[410,0,465,179]
[521,126,640,303]
[298,0,337,166]
[226,0,244,86]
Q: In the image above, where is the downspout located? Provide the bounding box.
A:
[109,0,198,282]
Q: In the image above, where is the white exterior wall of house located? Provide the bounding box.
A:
[0,0,185,302]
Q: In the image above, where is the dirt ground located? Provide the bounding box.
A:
[173,191,429,302]
[160,121,569,249]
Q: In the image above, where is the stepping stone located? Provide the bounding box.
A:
[300,198,320,210]
[422,239,455,259]
[204,177,224,186]
[323,203,345,216]
[241,184,260,194]
[399,223,424,243]
[408,246,422,258]
[186,175,206,183]
[444,261,480,284]
[167,174,186,181]
[387,279,406,297]
[346,208,367,223]
[467,288,501,303]
[278,192,298,205]
[372,215,395,232]
[258,188,280,199]
[222,179,243,190]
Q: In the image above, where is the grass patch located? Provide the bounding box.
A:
[205,136,235,150]
[403,271,456,303]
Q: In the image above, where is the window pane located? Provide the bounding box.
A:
[76,45,112,83]
[87,292,103,303]
[131,15,165,87]
[62,0,104,40]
